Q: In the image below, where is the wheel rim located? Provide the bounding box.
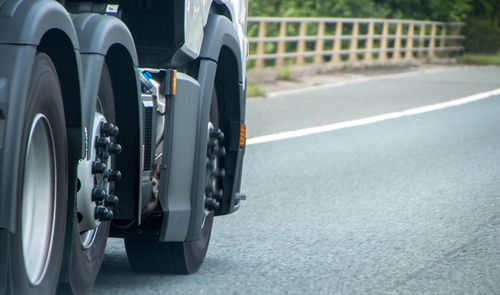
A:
[204,122,217,220]
[22,114,57,286]
[79,228,97,249]
[204,116,225,216]
[77,113,109,248]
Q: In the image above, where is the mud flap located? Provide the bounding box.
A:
[158,73,201,242]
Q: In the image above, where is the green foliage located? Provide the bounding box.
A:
[372,0,471,21]
[463,0,500,51]
[246,82,266,97]
[463,17,500,51]
[342,63,353,72]
[248,0,500,51]
[249,0,390,18]
[277,67,293,80]
[458,51,500,65]
[249,0,471,20]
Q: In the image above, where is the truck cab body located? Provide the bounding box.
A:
[0,0,247,293]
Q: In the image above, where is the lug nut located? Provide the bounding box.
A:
[100,122,119,137]
[92,161,106,174]
[214,190,223,200]
[208,138,218,149]
[95,206,113,220]
[105,195,119,207]
[204,198,220,210]
[92,188,108,202]
[205,183,215,195]
[215,169,226,179]
[112,125,119,136]
[106,169,122,182]
[109,143,122,155]
[215,146,226,157]
[206,160,216,171]
[95,136,109,149]
[216,129,224,141]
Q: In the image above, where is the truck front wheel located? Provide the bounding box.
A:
[9,52,68,294]
[124,88,221,274]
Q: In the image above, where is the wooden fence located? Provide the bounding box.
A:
[247,17,464,68]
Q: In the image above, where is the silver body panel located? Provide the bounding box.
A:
[184,0,248,81]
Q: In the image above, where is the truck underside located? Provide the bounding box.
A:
[0,0,247,293]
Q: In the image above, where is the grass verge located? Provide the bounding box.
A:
[458,51,500,65]
[277,67,293,80]
[247,82,266,97]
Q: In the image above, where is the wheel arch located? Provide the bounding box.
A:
[0,0,83,234]
[185,13,246,241]
[0,0,79,47]
[71,12,142,222]
[200,14,244,84]
[213,45,246,216]
[105,43,142,222]
[38,29,84,160]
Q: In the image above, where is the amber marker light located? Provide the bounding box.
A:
[240,123,246,149]
[171,69,177,95]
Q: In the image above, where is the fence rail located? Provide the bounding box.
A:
[247,17,464,68]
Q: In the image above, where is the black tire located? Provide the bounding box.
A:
[124,89,220,274]
[59,64,115,294]
[8,53,68,294]
[124,211,214,274]
[0,230,9,294]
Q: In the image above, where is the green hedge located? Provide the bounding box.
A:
[248,0,500,51]
[463,18,500,52]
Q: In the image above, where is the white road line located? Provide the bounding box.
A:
[247,88,500,145]
[266,66,467,98]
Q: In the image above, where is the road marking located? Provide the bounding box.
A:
[266,67,467,98]
[247,88,500,145]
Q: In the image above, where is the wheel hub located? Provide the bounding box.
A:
[77,113,121,247]
[204,123,226,211]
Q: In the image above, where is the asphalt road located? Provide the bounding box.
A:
[94,66,500,294]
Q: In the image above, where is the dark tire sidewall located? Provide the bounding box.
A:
[183,87,220,273]
[10,53,68,294]
[183,211,214,273]
[66,62,115,294]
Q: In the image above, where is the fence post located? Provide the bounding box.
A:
[405,23,414,59]
[393,22,403,59]
[348,22,359,62]
[379,22,389,61]
[276,21,287,67]
[256,21,266,68]
[314,21,325,64]
[428,24,437,58]
[418,24,426,58]
[365,21,375,62]
[450,24,461,55]
[331,21,343,63]
[296,21,307,65]
[439,24,446,56]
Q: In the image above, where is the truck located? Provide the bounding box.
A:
[0,0,248,293]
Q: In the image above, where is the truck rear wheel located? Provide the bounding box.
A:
[124,88,221,274]
[59,63,117,294]
[8,52,68,294]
